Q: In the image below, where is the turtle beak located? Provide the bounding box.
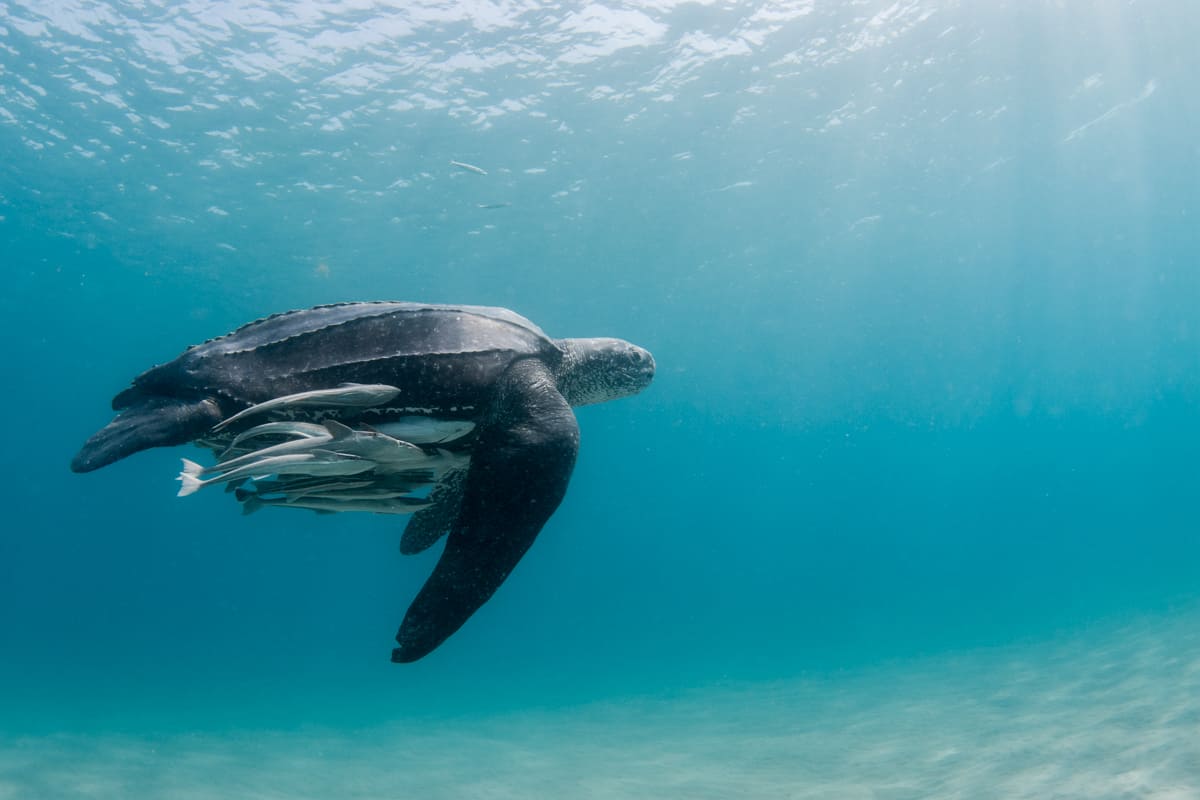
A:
[627,344,655,393]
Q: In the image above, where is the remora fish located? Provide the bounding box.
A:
[292,489,419,502]
[240,493,432,515]
[201,430,335,475]
[246,477,380,499]
[369,417,475,444]
[244,470,434,499]
[212,383,401,432]
[321,421,429,465]
[177,451,374,496]
[383,449,469,477]
[227,421,332,450]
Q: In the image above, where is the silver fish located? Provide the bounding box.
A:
[322,421,431,467]
[287,487,421,502]
[247,477,379,498]
[369,417,475,444]
[320,422,470,477]
[211,383,401,432]
[227,421,331,450]
[449,159,487,175]
[248,468,434,498]
[384,449,469,478]
[201,430,335,475]
[178,451,374,496]
[236,485,420,504]
[240,493,432,516]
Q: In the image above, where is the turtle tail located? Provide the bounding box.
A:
[71,397,223,473]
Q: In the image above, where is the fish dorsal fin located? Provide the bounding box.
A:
[323,420,356,439]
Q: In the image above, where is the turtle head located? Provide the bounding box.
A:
[556,337,656,407]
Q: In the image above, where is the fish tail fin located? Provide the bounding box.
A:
[180,458,205,477]
[176,469,205,497]
[71,397,223,473]
[240,494,264,515]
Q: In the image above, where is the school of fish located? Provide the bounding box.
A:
[180,383,474,517]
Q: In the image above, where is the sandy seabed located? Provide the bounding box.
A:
[3,608,1199,800]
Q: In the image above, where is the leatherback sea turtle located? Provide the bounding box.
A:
[71,301,655,662]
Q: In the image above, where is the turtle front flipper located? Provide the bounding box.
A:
[71,397,224,473]
[392,359,580,663]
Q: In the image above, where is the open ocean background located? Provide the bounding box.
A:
[3,1,1200,796]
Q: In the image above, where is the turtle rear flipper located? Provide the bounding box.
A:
[399,469,468,555]
[70,397,223,473]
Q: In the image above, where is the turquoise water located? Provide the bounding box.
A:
[3,1,1200,795]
